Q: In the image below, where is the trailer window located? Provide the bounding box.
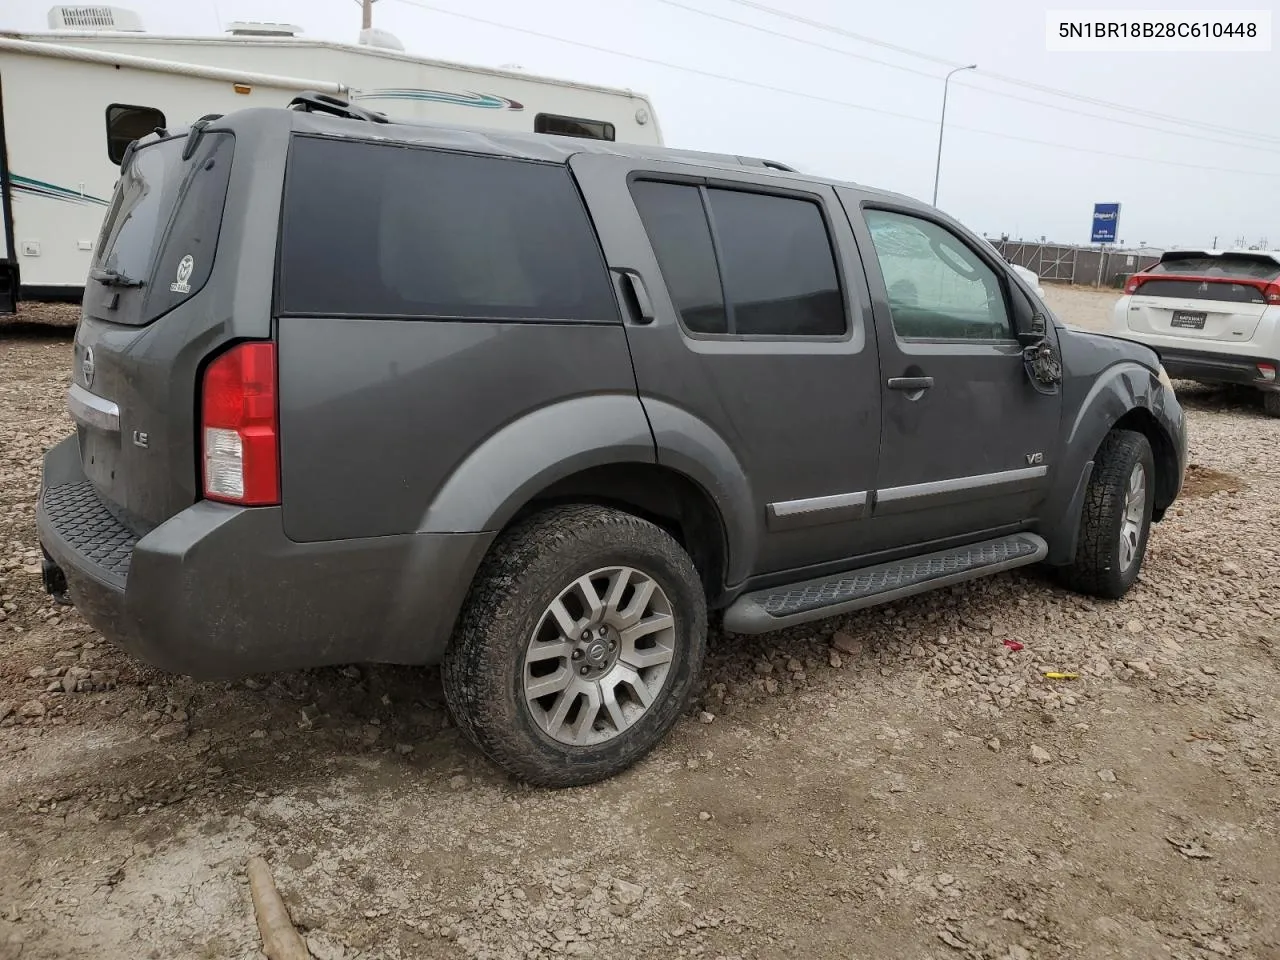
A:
[106,104,166,165]
[534,114,616,141]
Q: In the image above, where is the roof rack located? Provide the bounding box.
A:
[760,159,796,172]
[287,91,388,124]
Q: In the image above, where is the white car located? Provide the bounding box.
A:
[1110,250,1280,416]
[1011,263,1046,300]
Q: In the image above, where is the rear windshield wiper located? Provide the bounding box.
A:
[90,267,145,288]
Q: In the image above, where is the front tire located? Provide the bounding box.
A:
[1263,391,1280,418]
[1057,429,1155,600]
[442,505,707,788]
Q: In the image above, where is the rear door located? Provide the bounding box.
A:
[840,193,1061,546]
[569,154,882,577]
[70,128,238,528]
[1124,254,1280,344]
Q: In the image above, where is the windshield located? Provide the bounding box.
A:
[93,137,188,284]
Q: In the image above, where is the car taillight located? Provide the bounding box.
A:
[1264,281,1280,305]
[1258,363,1277,382]
[201,341,280,505]
[1124,275,1145,295]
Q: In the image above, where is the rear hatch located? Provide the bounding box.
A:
[1123,252,1280,344]
[71,128,236,531]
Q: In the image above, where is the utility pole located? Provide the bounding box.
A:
[931,63,977,207]
[360,0,375,30]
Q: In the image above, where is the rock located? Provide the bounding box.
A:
[151,721,187,742]
[936,873,955,887]
[831,631,860,655]
[1097,769,1117,783]
[27,666,47,679]
[140,710,162,723]
[1006,946,1032,960]
[698,811,711,821]
[1126,619,1144,634]
[449,775,468,789]
[987,738,1001,752]
[610,878,646,905]
[829,651,843,669]
[1200,665,1218,676]
[1220,561,1242,576]
[1029,745,1052,764]
[0,701,14,722]
[698,711,715,724]
[1205,743,1227,756]
[249,729,268,739]
[786,658,803,673]
[395,743,414,755]
[18,699,45,719]
[306,933,349,960]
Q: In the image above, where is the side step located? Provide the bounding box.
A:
[723,533,1047,634]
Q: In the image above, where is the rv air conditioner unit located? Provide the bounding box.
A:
[47,5,145,31]
[226,21,302,38]
[359,28,405,51]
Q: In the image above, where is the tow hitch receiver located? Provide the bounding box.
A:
[41,548,71,605]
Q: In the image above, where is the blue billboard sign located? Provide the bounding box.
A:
[1091,203,1121,243]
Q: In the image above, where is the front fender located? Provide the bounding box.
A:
[418,394,656,534]
[1042,356,1185,563]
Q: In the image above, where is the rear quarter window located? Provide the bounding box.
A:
[277,137,619,322]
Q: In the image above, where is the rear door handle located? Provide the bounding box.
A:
[613,270,654,324]
[887,376,934,391]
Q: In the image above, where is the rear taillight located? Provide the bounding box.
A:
[1265,281,1280,305]
[201,341,280,505]
[1258,363,1277,382]
[1124,274,1145,295]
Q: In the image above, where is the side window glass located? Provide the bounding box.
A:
[106,104,166,165]
[706,188,846,336]
[630,180,727,334]
[863,209,1012,341]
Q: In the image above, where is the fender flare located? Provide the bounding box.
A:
[1043,361,1179,564]
[642,398,758,587]
[418,394,657,534]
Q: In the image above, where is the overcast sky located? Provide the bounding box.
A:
[8,0,1278,249]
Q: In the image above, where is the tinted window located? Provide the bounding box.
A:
[863,209,1012,341]
[1151,255,1280,281]
[706,188,845,336]
[534,113,616,141]
[94,138,187,285]
[630,180,727,334]
[278,137,618,322]
[106,104,166,165]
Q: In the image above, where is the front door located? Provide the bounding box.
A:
[840,194,1061,547]
[570,154,884,580]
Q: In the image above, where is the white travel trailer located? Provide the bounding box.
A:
[0,6,664,312]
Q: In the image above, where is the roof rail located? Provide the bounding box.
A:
[288,91,388,124]
[760,159,796,172]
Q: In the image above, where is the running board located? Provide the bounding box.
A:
[723,533,1048,634]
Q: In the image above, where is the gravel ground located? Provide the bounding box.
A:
[2,289,1278,960]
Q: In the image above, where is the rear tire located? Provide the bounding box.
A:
[1057,429,1154,600]
[1263,391,1280,418]
[442,504,707,788]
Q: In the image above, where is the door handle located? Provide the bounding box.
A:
[887,376,934,391]
[613,270,654,324]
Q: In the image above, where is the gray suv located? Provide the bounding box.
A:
[37,94,1188,787]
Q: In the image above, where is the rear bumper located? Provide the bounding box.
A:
[1157,347,1279,390]
[35,435,494,679]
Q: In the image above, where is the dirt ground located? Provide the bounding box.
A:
[2,289,1278,960]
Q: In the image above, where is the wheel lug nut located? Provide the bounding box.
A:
[581,630,591,641]
[572,649,583,660]
[579,666,590,676]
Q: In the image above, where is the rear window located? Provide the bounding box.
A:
[276,136,618,322]
[1151,255,1280,281]
[92,132,235,325]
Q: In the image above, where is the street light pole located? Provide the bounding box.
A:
[931,63,977,207]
